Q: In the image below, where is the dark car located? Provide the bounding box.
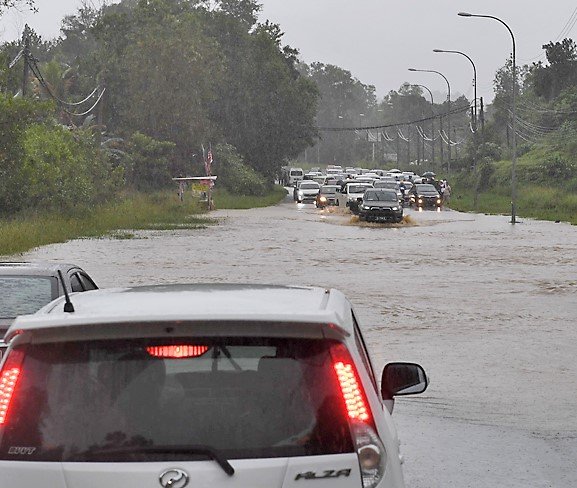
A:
[0,262,98,359]
[315,185,340,208]
[358,189,404,223]
[409,183,442,209]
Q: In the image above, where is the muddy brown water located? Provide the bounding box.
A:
[16,193,577,487]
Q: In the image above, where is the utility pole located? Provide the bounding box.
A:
[22,26,31,97]
[422,126,425,167]
[439,114,444,172]
[480,97,485,133]
[406,125,411,165]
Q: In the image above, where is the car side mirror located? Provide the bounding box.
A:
[381,362,428,399]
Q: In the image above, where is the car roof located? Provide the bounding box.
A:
[0,262,79,276]
[8,284,354,338]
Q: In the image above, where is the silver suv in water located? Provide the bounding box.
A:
[0,284,427,488]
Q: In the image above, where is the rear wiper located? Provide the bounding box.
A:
[70,445,235,476]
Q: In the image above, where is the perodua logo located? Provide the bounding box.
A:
[159,468,190,488]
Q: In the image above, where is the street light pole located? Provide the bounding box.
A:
[412,84,435,166]
[409,68,452,174]
[433,49,477,131]
[459,11,517,224]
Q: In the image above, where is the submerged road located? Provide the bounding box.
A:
[19,193,577,487]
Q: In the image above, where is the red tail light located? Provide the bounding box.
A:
[334,361,370,422]
[330,344,372,425]
[331,344,386,488]
[0,349,25,426]
[146,345,209,359]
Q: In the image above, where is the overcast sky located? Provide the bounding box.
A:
[2,0,577,103]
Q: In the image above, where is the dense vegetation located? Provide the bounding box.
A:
[1,0,576,224]
[0,0,318,218]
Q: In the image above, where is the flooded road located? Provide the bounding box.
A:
[18,193,577,487]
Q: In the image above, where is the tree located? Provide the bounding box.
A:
[529,38,577,101]
[492,58,528,147]
[216,0,261,26]
[303,62,376,165]
[207,12,318,180]
[123,132,176,191]
[0,0,35,15]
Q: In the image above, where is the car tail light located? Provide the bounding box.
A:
[146,345,209,359]
[0,349,25,426]
[334,360,370,422]
[331,343,386,488]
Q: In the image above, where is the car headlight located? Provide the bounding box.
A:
[418,198,423,204]
[392,207,398,211]
[298,191,304,197]
[361,205,370,210]
[437,198,441,204]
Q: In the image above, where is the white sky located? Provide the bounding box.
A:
[2,0,577,103]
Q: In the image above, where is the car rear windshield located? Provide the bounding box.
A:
[0,336,354,462]
[416,184,437,192]
[0,276,54,318]
[300,182,319,189]
[364,191,397,202]
[348,185,368,193]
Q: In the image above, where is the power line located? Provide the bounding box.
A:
[27,57,106,118]
[520,5,577,63]
[318,104,471,132]
[555,6,577,42]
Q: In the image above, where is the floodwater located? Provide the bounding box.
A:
[17,192,577,487]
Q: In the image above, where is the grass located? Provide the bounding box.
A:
[212,186,288,209]
[450,183,577,225]
[0,191,213,257]
[0,186,290,257]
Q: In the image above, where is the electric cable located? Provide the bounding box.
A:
[319,104,471,132]
[27,56,105,117]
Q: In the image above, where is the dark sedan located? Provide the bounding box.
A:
[409,183,442,209]
[0,262,98,358]
[315,185,340,208]
[358,189,404,223]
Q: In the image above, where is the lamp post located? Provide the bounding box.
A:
[433,49,477,131]
[459,11,517,224]
[412,84,435,166]
[409,68,452,173]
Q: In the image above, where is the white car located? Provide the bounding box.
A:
[0,284,428,488]
[344,182,373,211]
[295,180,320,203]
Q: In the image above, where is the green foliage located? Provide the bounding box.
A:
[124,132,176,191]
[451,183,577,225]
[208,14,318,180]
[213,185,287,209]
[530,39,577,101]
[0,95,53,213]
[0,93,121,215]
[476,160,496,191]
[0,191,212,257]
[19,125,123,212]
[119,2,224,164]
[538,155,575,180]
[214,143,268,196]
